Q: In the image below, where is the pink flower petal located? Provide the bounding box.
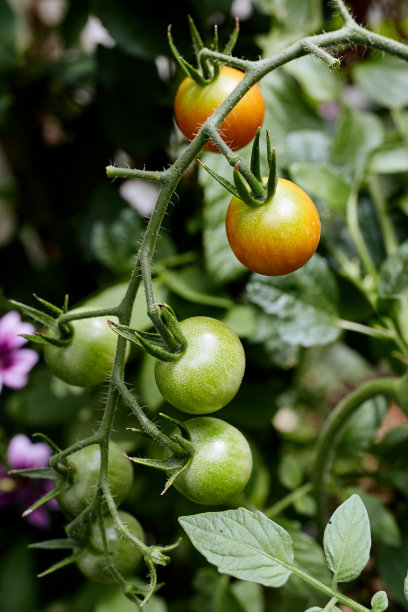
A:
[2,349,39,389]
[26,506,51,529]
[0,311,35,349]
[8,434,51,470]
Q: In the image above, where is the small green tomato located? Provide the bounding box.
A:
[56,441,133,516]
[171,416,253,505]
[155,316,245,415]
[76,511,144,583]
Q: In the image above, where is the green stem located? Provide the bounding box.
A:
[312,376,399,536]
[367,175,399,256]
[337,318,395,340]
[346,188,378,281]
[274,560,370,612]
[113,379,188,457]
[264,483,313,518]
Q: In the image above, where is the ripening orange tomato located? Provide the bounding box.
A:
[174,66,265,153]
[226,178,321,276]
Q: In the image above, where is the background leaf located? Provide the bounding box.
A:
[323,495,371,583]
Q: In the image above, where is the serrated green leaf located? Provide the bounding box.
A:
[369,146,408,174]
[246,255,340,348]
[279,130,331,168]
[352,56,408,110]
[323,495,371,583]
[331,108,383,184]
[343,488,400,547]
[179,508,294,588]
[404,570,408,602]
[378,241,408,298]
[289,162,351,215]
[278,455,303,490]
[371,590,388,611]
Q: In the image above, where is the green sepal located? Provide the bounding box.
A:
[160,304,188,351]
[32,432,61,453]
[266,146,278,202]
[22,482,69,518]
[33,294,63,316]
[108,321,180,361]
[20,332,72,347]
[250,128,262,182]
[9,467,56,480]
[167,26,209,85]
[172,433,195,455]
[179,57,209,85]
[159,412,190,435]
[29,538,77,550]
[126,454,187,472]
[222,16,240,56]
[233,165,265,207]
[63,294,69,313]
[37,551,85,578]
[162,457,192,495]
[188,15,212,80]
[197,159,241,199]
[9,300,57,330]
[266,130,273,168]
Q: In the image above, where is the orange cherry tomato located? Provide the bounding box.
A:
[174,65,265,153]
[226,178,321,276]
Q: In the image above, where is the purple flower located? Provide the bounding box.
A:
[0,434,58,529]
[0,311,39,393]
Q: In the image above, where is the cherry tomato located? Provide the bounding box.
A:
[155,316,245,414]
[76,510,144,583]
[174,65,265,152]
[170,416,252,505]
[226,178,321,276]
[44,307,125,387]
[56,441,133,516]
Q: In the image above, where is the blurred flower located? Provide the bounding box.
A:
[0,434,58,529]
[0,311,39,393]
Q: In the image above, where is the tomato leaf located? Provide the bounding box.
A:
[352,55,408,110]
[378,241,408,298]
[370,590,389,612]
[246,254,340,347]
[323,494,371,583]
[179,507,294,587]
[289,162,351,216]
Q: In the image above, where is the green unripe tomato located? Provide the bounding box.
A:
[155,316,245,415]
[171,417,253,505]
[56,441,133,516]
[76,510,144,583]
[44,307,126,387]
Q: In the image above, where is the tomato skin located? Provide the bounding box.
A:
[56,442,133,516]
[76,511,144,583]
[226,178,321,276]
[44,307,124,387]
[171,417,252,505]
[174,66,265,153]
[155,316,245,415]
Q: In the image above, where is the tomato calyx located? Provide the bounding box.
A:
[10,294,74,347]
[109,303,188,362]
[199,129,279,209]
[126,413,195,494]
[168,16,239,86]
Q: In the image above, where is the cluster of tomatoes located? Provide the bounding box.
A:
[41,59,322,587]
[175,65,321,276]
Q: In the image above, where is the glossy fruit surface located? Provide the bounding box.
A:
[174,66,265,152]
[56,442,133,516]
[76,510,144,583]
[44,307,123,387]
[171,417,252,505]
[155,316,245,414]
[226,178,321,276]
